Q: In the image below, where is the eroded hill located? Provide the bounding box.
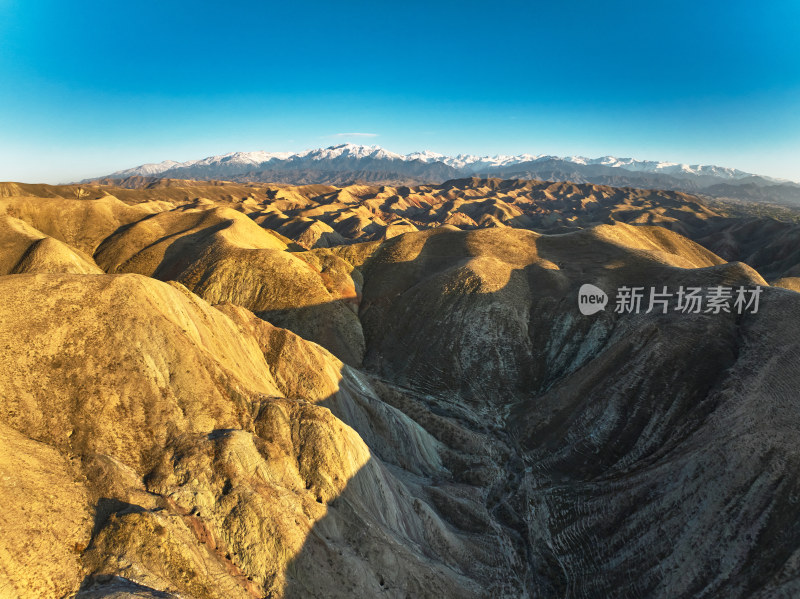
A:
[1,179,800,598]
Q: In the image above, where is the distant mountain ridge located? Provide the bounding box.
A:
[90,144,800,206]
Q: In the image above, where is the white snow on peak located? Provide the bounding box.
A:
[110,151,292,177]
[406,150,447,162]
[412,152,543,170]
[552,155,755,179]
[110,159,182,177]
[108,144,765,183]
[298,144,406,161]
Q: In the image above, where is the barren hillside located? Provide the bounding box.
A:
[1,179,799,598]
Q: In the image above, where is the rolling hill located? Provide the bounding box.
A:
[1,178,800,597]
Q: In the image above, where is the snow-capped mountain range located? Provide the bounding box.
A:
[107,144,758,180]
[92,144,800,205]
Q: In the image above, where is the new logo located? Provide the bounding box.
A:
[578,283,608,315]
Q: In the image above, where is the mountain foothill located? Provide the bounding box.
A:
[1,175,800,598]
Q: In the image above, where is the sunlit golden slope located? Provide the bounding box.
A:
[0,178,799,597]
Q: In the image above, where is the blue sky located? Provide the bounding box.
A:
[1,0,799,183]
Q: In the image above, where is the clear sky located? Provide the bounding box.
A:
[1,0,799,183]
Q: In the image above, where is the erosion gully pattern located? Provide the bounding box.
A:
[1,178,799,598]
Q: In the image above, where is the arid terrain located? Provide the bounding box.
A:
[1,178,800,598]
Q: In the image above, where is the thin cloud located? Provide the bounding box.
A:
[330,132,379,138]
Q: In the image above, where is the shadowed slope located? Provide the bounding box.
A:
[358,224,733,402]
[349,225,800,597]
[508,287,800,597]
